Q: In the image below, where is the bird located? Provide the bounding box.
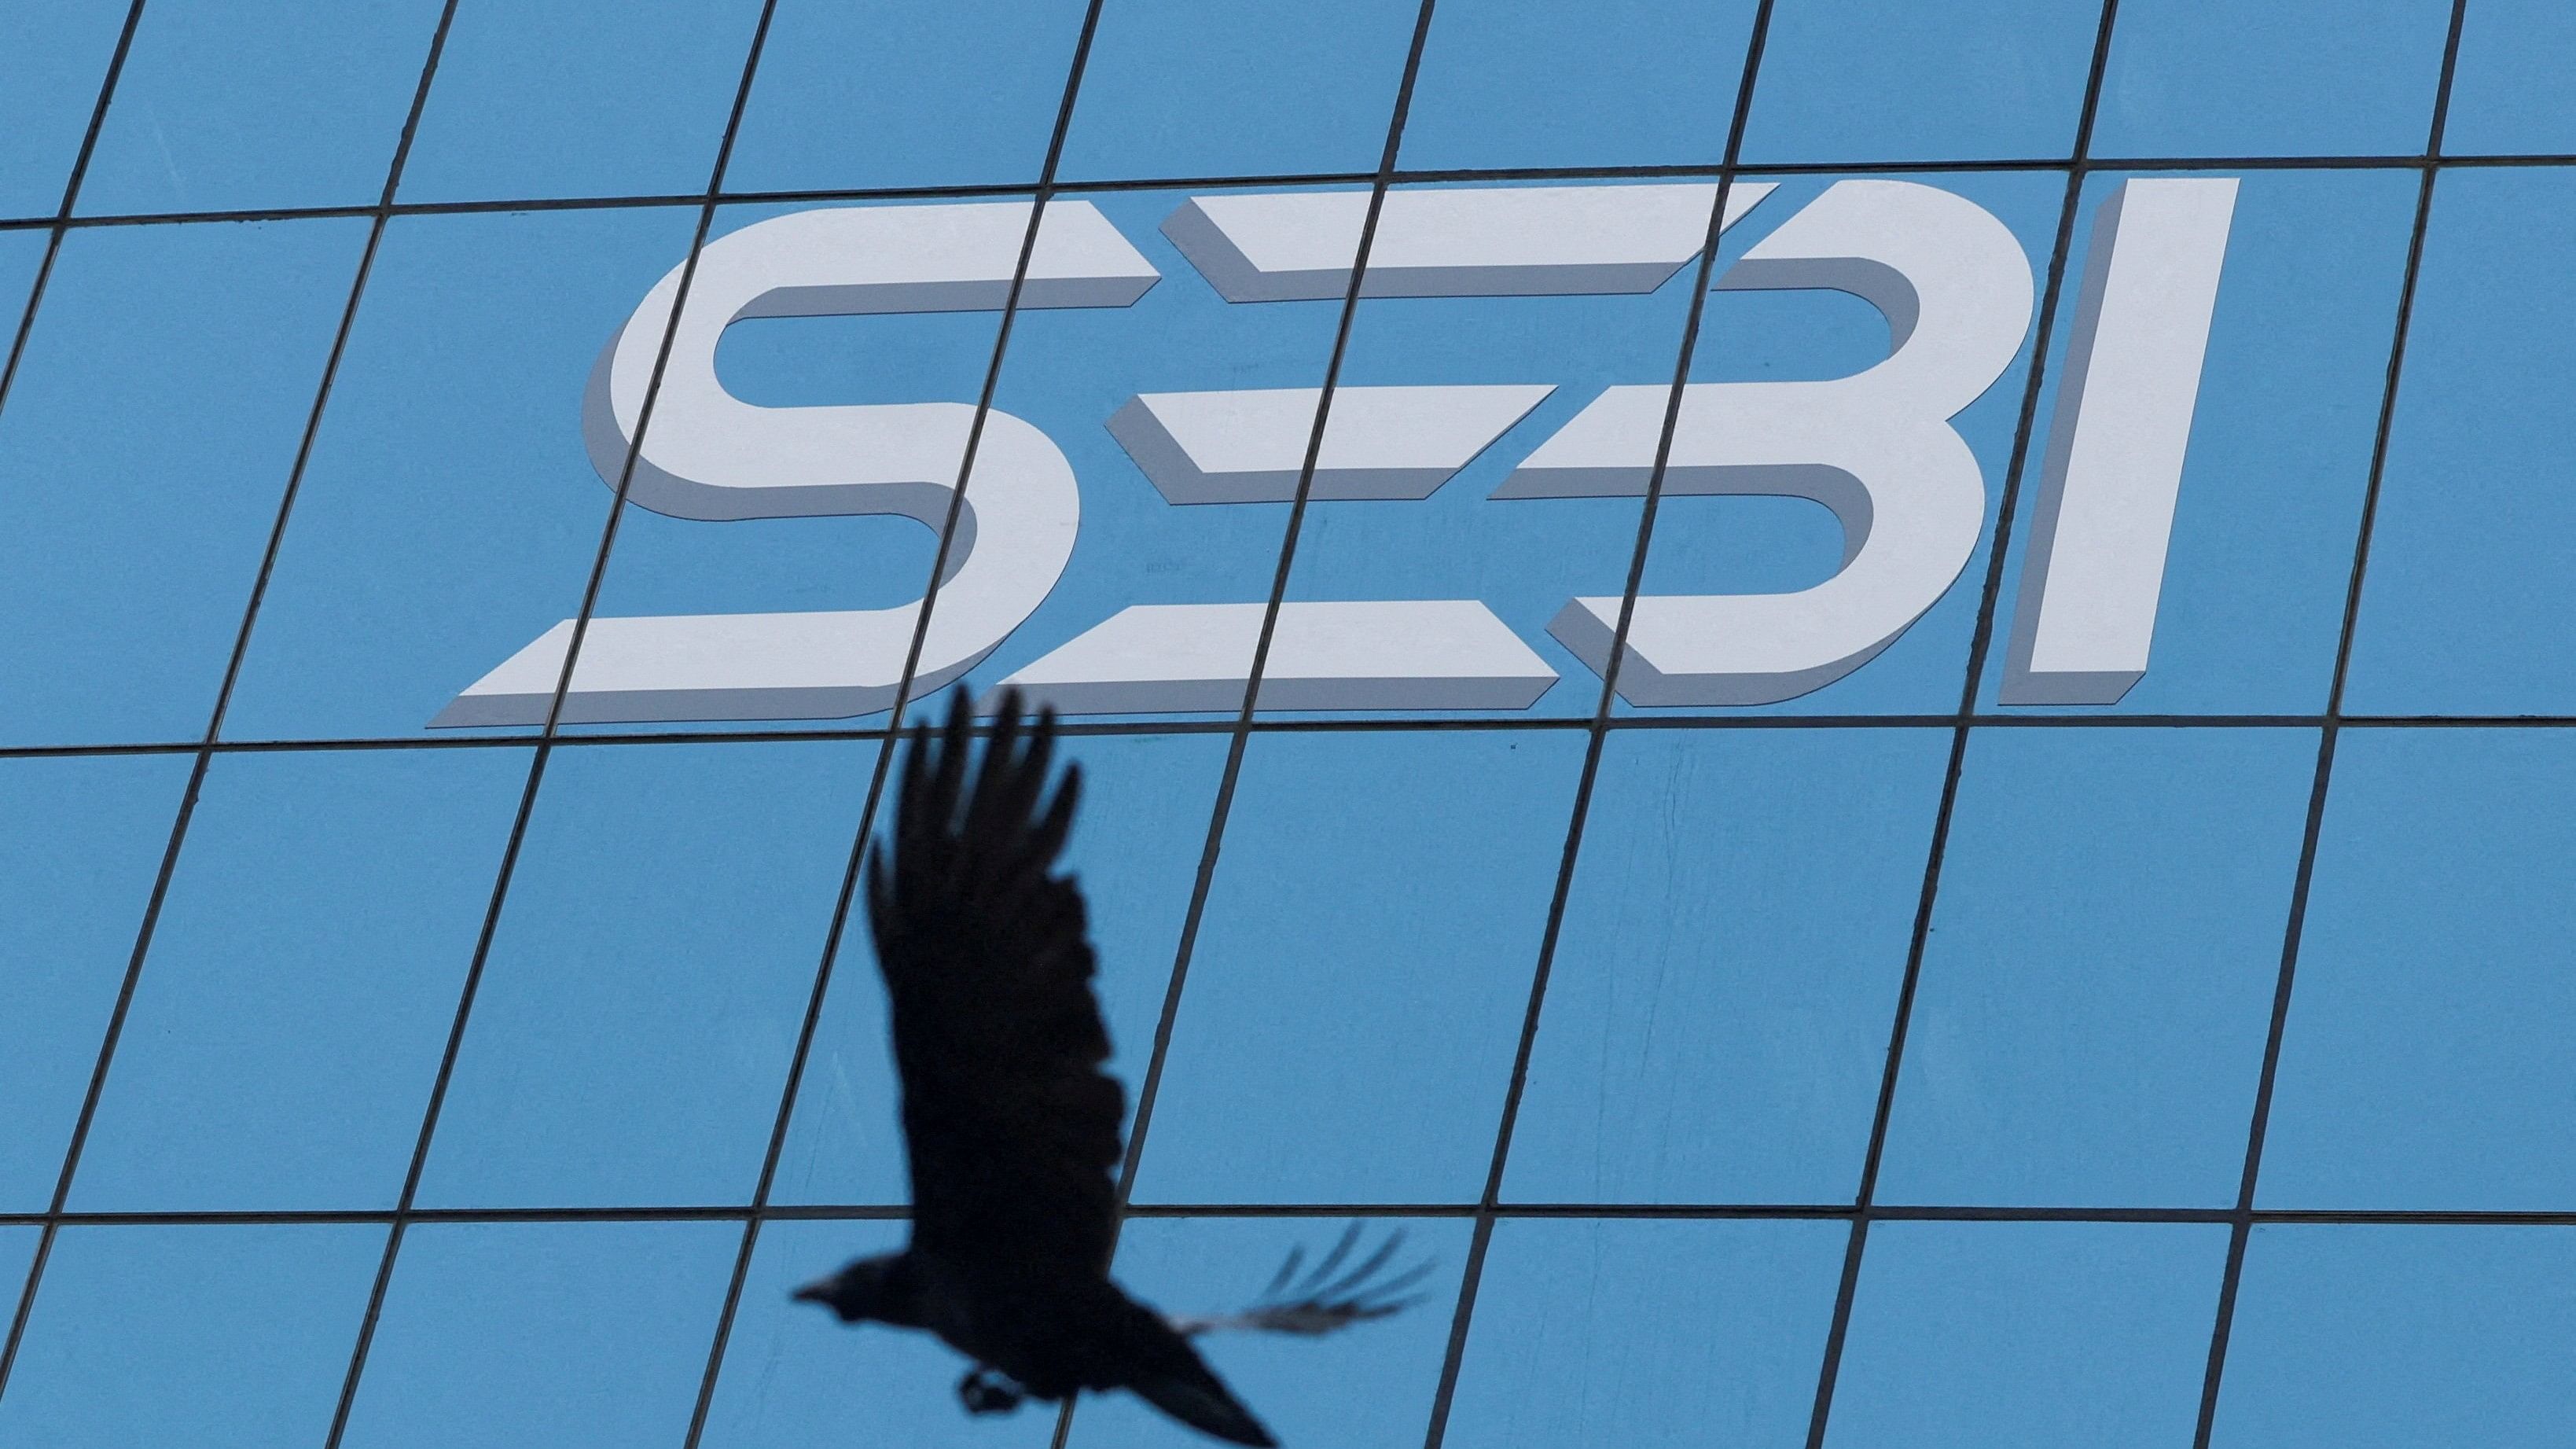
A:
[792,688,1428,1447]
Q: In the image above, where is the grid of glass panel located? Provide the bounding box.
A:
[5,2,2573,1447]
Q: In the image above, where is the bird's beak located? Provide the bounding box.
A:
[790,1278,834,1305]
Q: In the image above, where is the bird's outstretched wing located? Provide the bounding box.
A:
[869,689,1123,1277]
[1167,1224,1435,1337]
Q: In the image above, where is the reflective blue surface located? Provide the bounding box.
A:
[1400,0,1761,170]
[2093,0,2454,159]
[1508,727,1948,1204]
[1741,0,2105,164]
[76,0,443,216]
[0,218,368,746]
[0,5,129,219]
[398,0,766,203]
[1136,728,1584,1203]
[0,1223,384,1448]
[417,740,871,1208]
[337,1219,737,1449]
[2260,727,2576,1208]
[8,1,2576,1443]
[222,206,700,741]
[71,747,531,1211]
[1877,727,2316,1207]
[1058,0,1421,179]
[2445,0,2576,154]
[2211,1225,2576,1444]
[0,754,189,1211]
[2347,166,2576,716]
[729,0,1088,193]
[1825,1221,2228,1448]
[1443,1218,1845,1448]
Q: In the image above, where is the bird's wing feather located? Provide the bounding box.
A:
[869,690,1123,1276]
[1166,1225,1435,1337]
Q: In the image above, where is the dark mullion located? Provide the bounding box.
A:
[18,708,2576,769]
[1044,6,1450,1448]
[310,9,785,1446]
[0,0,155,1403]
[15,1201,2576,1231]
[2188,6,2474,1446]
[1412,7,1786,1447]
[670,2,1117,1443]
[11,148,2576,236]
[1798,6,2129,1447]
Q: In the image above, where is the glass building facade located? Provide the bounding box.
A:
[4,1,2574,1445]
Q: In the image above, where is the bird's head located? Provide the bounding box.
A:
[792,1253,910,1324]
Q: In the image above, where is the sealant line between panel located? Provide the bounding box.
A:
[2188,6,2474,1446]
[9,710,2576,768]
[0,0,154,1403]
[1414,7,1784,1447]
[311,9,785,1447]
[10,1201,2576,1230]
[9,149,2576,236]
[1796,6,2129,1447]
[671,5,1119,1445]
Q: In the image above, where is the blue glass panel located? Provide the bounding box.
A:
[0,754,187,1212]
[1740,0,2104,165]
[2444,0,2576,156]
[224,205,700,741]
[774,731,1228,1206]
[1064,1216,1472,1449]
[700,1216,1056,1449]
[1397,0,1760,170]
[726,0,1087,193]
[1442,1218,1846,1449]
[416,740,869,1208]
[1506,727,1949,1206]
[75,0,443,216]
[1987,167,2418,715]
[2092,0,2453,160]
[69,746,529,1212]
[0,1227,34,1308]
[1,226,48,322]
[2346,168,2576,716]
[1134,728,1585,1204]
[1056,0,1420,181]
[0,1224,380,1448]
[0,219,367,747]
[948,190,1344,726]
[1876,727,2313,1208]
[1633,170,2063,717]
[338,1220,737,1449]
[397,0,765,203]
[2210,1224,2576,1447]
[1263,180,1700,722]
[564,200,1009,738]
[0,6,127,219]
[2259,728,2576,1208]
[1824,1221,2227,1449]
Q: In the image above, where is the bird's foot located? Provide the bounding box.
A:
[958,1366,1027,1415]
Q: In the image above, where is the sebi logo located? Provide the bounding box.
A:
[434,178,2236,728]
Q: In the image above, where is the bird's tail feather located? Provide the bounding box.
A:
[1129,1368,1277,1447]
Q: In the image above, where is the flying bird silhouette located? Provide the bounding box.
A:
[794,690,1427,1446]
